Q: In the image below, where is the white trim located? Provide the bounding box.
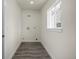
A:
[8,41,21,59]
[40,40,55,59]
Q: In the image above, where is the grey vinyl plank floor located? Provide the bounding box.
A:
[12,42,51,59]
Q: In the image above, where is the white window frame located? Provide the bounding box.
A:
[47,0,62,31]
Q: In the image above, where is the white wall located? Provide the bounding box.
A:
[41,0,76,59]
[22,10,41,42]
[4,0,22,59]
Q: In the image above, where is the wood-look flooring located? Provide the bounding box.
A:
[12,42,51,59]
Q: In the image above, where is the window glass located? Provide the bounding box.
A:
[47,0,62,30]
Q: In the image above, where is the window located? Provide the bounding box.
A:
[47,0,62,30]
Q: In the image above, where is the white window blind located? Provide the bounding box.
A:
[47,0,62,30]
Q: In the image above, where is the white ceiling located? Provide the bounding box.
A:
[17,0,48,10]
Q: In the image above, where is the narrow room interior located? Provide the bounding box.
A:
[3,0,76,59]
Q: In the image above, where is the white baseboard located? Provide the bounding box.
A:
[22,40,40,42]
[40,40,55,59]
[8,39,54,59]
[8,40,21,59]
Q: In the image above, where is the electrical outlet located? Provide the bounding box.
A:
[36,38,38,40]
